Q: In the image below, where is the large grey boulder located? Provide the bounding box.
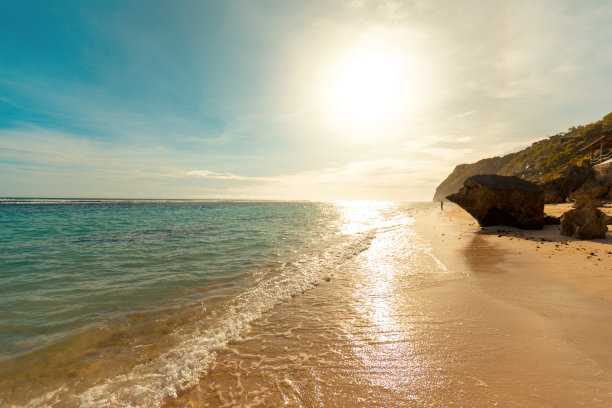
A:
[446,174,545,229]
[560,207,608,239]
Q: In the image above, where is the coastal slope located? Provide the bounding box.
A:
[434,111,612,201]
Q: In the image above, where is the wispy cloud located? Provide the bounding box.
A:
[2,1,612,200]
[175,170,273,182]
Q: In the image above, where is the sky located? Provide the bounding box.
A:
[1,0,612,201]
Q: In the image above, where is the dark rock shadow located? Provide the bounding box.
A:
[462,234,506,274]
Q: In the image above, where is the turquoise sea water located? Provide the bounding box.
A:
[0,199,428,406]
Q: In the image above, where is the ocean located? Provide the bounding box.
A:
[0,199,438,407]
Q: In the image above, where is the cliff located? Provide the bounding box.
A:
[433,111,612,201]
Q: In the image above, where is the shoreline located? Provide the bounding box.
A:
[5,201,609,406]
[164,204,612,407]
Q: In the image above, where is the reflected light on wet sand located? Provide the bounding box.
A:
[348,224,423,392]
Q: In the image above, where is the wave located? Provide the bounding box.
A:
[24,230,376,408]
[0,198,309,205]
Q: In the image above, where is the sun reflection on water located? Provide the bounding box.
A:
[165,201,453,406]
[332,201,441,393]
[332,200,414,235]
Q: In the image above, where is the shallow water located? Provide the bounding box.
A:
[166,213,456,407]
[0,199,432,407]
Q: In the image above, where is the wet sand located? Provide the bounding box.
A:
[165,204,612,407]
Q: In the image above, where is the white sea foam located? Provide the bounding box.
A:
[22,231,376,408]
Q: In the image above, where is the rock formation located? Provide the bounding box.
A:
[559,165,596,193]
[541,165,596,203]
[446,174,545,229]
[541,181,565,203]
[573,197,604,209]
[433,111,612,202]
[560,207,608,239]
[569,179,609,201]
[593,160,612,188]
[544,215,561,225]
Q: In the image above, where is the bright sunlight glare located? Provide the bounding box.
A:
[321,49,409,130]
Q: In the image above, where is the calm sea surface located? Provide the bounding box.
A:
[0,199,432,406]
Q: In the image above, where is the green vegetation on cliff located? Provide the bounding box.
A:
[433,111,612,201]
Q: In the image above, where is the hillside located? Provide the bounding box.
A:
[433,111,612,201]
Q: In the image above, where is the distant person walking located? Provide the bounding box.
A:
[440,201,444,211]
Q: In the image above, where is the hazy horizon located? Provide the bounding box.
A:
[2,1,612,201]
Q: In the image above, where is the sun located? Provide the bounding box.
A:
[321,49,407,129]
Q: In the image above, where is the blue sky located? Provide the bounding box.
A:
[1,0,612,200]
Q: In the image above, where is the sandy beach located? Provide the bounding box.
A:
[5,2,612,407]
[164,204,612,407]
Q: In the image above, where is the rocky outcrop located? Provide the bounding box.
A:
[446,174,545,229]
[573,197,604,209]
[433,112,612,202]
[541,181,565,203]
[569,179,609,200]
[593,160,612,188]
[560,207,608,239]
[560,165,595,193]
[541,165,596,203]
[433,161,507,202]
[544,214,561,225]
